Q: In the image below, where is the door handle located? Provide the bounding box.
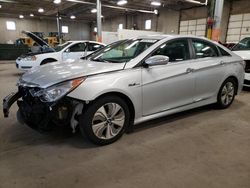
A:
[186,68,194,73]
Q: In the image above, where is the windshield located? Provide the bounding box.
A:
[54,42,72,52]
[232,37,250,51]
[90,39,158,63]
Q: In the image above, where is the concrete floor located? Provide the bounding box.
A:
[0,63,250,188]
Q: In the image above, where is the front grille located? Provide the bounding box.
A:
[245,60,250,73]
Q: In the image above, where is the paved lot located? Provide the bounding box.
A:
[0,63,250,188]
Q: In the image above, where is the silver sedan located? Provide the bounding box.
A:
[3,35,245,145]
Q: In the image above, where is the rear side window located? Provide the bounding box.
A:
[218,47,231,56]
[152,39,190,62]
[192,40,219,58]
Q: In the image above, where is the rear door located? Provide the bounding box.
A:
[142,39,195,116]
[189,39,227,102]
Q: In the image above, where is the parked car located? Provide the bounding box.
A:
[16,31,105,71]
[3,35,245,145]
[231,37,250,87]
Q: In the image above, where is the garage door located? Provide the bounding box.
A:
[179,18,206,37]
[227,13,250,43]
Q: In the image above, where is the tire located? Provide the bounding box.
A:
[40,58,57,65]
[79,95,130,145]
[216,78,237,109]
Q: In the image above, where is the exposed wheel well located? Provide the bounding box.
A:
[40,58,57,65]
[91,92,135,130]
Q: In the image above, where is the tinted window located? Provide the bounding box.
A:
[232,37,250,51]
[152,39,190,62]
[192,40,219,58]
[68,43,86,52]
[218,47,231,56]
[87,43,104,51]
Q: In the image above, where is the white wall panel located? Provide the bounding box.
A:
[227,13,250,42]
[180,26,188,32]
[229,14,243,21]
[228,21,242,28]
[179,18,206,37]
[180,21,188,26]
[227,28,241,35]
[197,18,206,25]
[188,20,197,25]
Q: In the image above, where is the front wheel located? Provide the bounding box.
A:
[216,78,237,109]
[79,96,130,145]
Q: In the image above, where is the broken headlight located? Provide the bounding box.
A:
[31,77,85,102]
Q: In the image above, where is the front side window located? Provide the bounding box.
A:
[90,39,157,63]
[192,40,219,58]
[232,37,250,51]
[54,42,72,52]
[68,43,86,52]
[151,39,190,62]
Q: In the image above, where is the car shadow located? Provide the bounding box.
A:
[132,99,245,133]
[1,99,245,151]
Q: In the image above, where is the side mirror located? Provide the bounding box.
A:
[65,48,70,53]
[144,55,169,67]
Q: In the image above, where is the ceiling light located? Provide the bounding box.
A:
[154,9,158,14]
[0,5,2,8]
[117,0,127,6]
[101,15,104,18]
[70,15,76,19]
[151,1,161,6]
[91,8,97,13]
[53,0,61,4]
[30,13,34,17]
[19,15,24,19]
[38,8,44,13]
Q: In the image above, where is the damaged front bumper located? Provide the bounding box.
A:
[3,92,21,117]
[3,88,84,132]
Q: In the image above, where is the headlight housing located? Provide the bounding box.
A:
[24,55,37,61]
[30,77,86,102]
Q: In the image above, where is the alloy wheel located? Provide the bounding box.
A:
[91,103,125,140]
[220,82,235,106]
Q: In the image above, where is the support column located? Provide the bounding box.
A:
[96,0,102,42]
[212,0,224,41]
[56,12,62,44]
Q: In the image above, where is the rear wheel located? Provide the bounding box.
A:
[79,96,130,145]
[216,78,237,109]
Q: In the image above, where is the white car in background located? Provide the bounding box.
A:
[231,37,250,87]
[16,31,105,71]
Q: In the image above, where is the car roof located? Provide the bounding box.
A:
[67,40,105,45]
[136,34,210,40]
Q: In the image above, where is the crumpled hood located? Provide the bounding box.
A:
[20,60,125,88]
[233,50,250,60]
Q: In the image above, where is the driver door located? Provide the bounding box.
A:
[142,39,195,116]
